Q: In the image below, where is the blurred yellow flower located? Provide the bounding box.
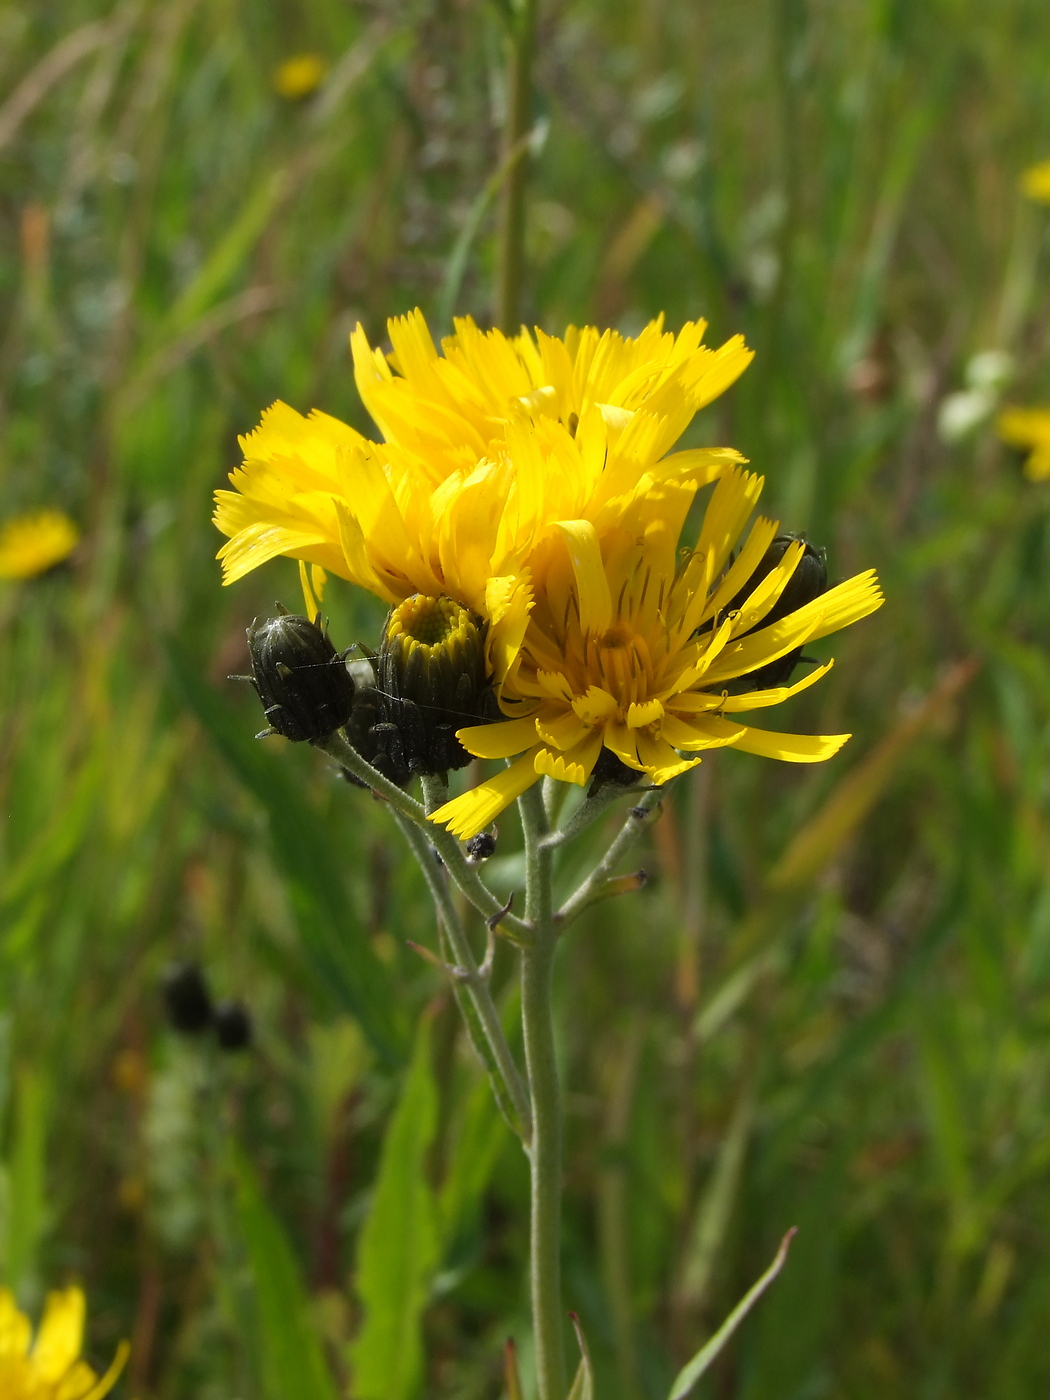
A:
[215,310,751,688]
[273,53,327,100]
[0,510,78,580]
[430,466,883,838]
[1020,159,1050,202]
[998,405,1050,480]
[0,1286,128,1399]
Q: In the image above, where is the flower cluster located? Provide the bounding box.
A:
[216,311,882,837]
[0,1286,127,1400]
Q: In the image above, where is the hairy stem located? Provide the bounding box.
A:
[556,786,664,929]
[496,0,538,333]
[393,803,532,1143]
[518,783,565,1400]
[317,731,531,943]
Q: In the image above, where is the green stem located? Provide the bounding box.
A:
[317,731,531,944]
[518,783,565,1400]
[496,0,538,333]
[556,786,664,930]
[392,804,533,1143]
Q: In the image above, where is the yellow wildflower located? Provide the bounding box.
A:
[0,510,78,580]
[429,466,883,839]
[1020,159,1050,203]
[273,53,327,101]
[215,310,751,688]
[0,1286,128,1399]
[998,405,1050,480]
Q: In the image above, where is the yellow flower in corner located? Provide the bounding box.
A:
[998,405,1050,480]
[215,310,751,689]
[273,53,327,100]
[429,466,883,839]
[0,510,78,580]
[1020,159,1050,203]
[0,1286,128,1399]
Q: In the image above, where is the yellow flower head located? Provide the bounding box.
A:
[0,510,79,580]
[273,53,327,100]
[0,1286,128,1400]
[429,466,883,839]
[215,310,752,688]
[1020,159,1050,203]
[998,405,1050,480]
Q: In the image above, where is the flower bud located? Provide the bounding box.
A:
[728,535,828,691]
[246,611,355,742]
[466,831,497,861]
[162,962,213,1035]
[214,999,252,1052]
[369,595,496,776]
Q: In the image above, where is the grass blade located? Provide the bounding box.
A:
[234,1154,338,1400]
[350,1015,440,1400]
[667,1228,797,1400]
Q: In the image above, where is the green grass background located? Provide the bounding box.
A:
[3,1,1050,1396]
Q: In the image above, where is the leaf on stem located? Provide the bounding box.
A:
[234,1154,339,1400]
[350,1016,441,1400]
[667,1228,797,1400]
[504,1338,525,1400]
[566,1313,595,1400]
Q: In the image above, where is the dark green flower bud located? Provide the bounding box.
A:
[214,999,252,1052]
[726,534,828,692]
[162,962,213,1035]
[466,831,497,861]
[246,611,355,742]
[366,595,496,776]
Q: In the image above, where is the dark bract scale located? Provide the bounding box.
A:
[246,612,355,742]
[162,962,214,1035]
[214,999,252,1052]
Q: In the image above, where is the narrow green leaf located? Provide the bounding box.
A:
[566,1313,595,1400]
[438,1069,510,1252]
[234,1155,339,1400]
[164,169,287,336]
[164,640,404,1062]
[3,1067,48,1296]
[504,1338,524,1400]
[667,1229,797,1400]
[679,1077,755,1308]
[351,1016,440,1400]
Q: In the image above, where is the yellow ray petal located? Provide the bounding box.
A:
[659,712,747,750]
[627,698,664,728]
[693,465,764,591]
[634,728,702,782]
[604,719,641,771]
[32,1288,84,1380]
[457,716,538,760]
[572,685,619,724]
[534,728,604,785]
[712,659,835,712]
[75,1340,130,1400]
[702,570,883,685]
[535,708,591,751]
[556,520,613,634]
[686,715,851,762]
[429,750,543,839]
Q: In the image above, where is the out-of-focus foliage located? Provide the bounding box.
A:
[3,1,1050,1396]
